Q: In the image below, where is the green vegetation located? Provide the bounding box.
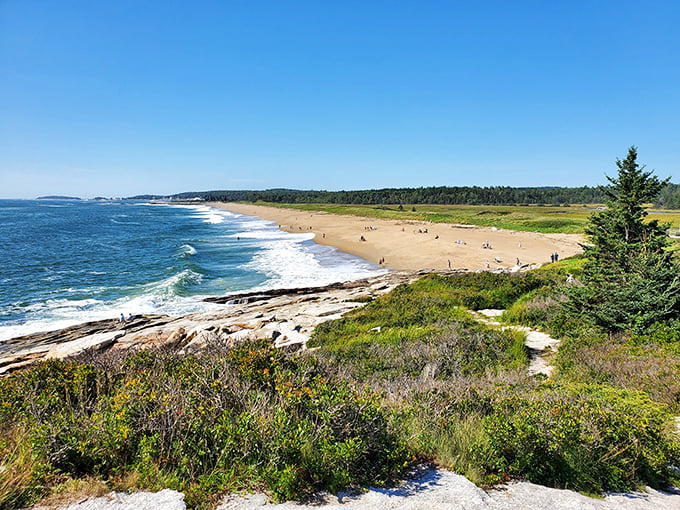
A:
[263,202,593,233]
[567,146,680,332]
[0,344,408,508]
[3,267,678,508]
[134,182,680,211]
[134,185,609,207]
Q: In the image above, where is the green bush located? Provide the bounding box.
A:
[0,343,410,507]
[483,383,679,492]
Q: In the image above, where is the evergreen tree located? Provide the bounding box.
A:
[568,147,680,332]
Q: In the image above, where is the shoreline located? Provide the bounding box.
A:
[210,202,583,272]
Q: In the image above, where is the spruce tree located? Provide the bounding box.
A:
[569,147,680,332]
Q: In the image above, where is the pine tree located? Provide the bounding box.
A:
[568,147,680,332]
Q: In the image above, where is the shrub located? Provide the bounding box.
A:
[483,383,680,492]
[0,343,410,507]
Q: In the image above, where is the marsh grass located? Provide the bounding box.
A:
[261,202,591,233]
[256,202,680,234]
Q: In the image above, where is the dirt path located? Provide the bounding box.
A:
[475,309,560,377]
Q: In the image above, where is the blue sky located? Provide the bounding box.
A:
[1,1,679,198]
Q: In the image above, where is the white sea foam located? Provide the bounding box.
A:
[232,230,314,242]
[0,270,210,342]
[180,244,198,256]
[240,232,385,291]
[170,204,238,225]
[0,203,385,343]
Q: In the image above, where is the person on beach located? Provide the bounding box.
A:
[448,259,451,269]
[120,313,125,323]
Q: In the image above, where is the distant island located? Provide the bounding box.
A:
[36,195,82,200]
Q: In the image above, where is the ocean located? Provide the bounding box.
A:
[0,199,384,342]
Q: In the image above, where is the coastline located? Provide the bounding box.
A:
[210,202,584,271]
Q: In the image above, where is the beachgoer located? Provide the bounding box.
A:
[518,242,522,249]
[554,252,559,262]
[550,253,555,263]
[127,313,134,321]
[360,235,366,242]
[435,235,439,239]
[120,313,125,323]
[448,259,451,268]
[485,261,490,269]
[516,258,520,266]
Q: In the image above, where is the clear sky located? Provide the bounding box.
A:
[1,1,679,198]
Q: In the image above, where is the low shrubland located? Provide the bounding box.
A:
[0,344,409,508]
[2,265,679,509]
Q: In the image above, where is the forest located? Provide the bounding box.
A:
[131,183,680,208]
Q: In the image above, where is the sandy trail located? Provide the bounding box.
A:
[211,202,582,272]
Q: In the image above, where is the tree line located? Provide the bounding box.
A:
[132,185,606,205]
[131,183,680,208]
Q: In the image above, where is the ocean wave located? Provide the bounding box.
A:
[0,270,209,342]
[180,244,198,256]
[170,204,239,225]
[241,238,385,291]
[231,230,315,242]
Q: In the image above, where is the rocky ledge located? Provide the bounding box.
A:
[0,270,432,376]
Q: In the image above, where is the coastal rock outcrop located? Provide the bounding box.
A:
[0,271,428,376]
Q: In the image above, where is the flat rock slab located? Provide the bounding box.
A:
[34,489,185,510]
[215,467,680,510]
[31,469,680,510]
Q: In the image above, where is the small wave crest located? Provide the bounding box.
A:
[0,270,209,342]
[180,244,198,256]
[232,230,315,242]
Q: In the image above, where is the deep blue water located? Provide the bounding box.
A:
[0,200,383,341]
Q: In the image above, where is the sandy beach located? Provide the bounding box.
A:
[211,202,583,272]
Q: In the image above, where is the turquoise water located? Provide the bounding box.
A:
[0,200,383,341]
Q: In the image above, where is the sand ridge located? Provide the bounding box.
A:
[210,202,583,272]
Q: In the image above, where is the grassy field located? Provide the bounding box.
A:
[248,202,680,234]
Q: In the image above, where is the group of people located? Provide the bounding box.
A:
[119,313,134,323]
[550,252,559,263]
[481,240,492,249]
